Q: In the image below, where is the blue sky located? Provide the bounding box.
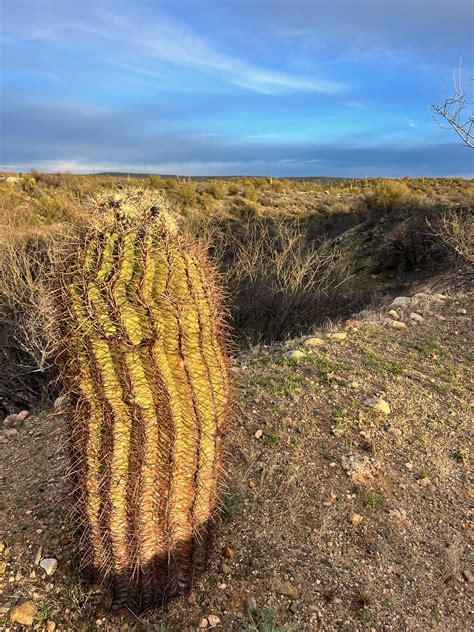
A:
[1,0,473,176]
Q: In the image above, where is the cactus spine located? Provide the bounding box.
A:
[54,193,230,611]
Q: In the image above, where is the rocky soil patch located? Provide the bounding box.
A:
[1,292,472,631]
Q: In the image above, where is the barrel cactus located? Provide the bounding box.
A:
[54,191,230,611]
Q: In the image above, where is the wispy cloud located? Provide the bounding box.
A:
[4,4,344,96]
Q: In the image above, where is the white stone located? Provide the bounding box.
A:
[389,296,411,308]
[409,312,424,322]
[40,558,58,576]
[283,349,306,362]
[304,336,324,348]
[208,615,221,627]
[364,396,391,415]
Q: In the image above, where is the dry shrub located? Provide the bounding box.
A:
[429,207,474,267]
[199,219,354,343]
[0,227,60,416]
[375,219,442,273]
[369,180,411,211]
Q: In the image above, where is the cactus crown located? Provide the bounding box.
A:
[54,190,230,611]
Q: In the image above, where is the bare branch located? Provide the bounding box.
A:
[432,62,474,148]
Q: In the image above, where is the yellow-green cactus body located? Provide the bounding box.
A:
[55,204,230,611]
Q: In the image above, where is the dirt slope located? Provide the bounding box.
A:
[1,292,472,631]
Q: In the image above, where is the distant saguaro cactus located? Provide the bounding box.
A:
[54,191,230,612]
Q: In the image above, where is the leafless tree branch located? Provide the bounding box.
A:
[432,62,474,148]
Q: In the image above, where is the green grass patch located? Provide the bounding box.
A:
[221,487,244,523]
[407,335,448,359]
[263,433,280,446]
[360,490,386,509]
[361,348,404,375]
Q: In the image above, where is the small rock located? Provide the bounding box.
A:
[34,546,43,565]
[3,413,19,426]
[5,428,18,437]
[457,308,467,315]
[341,453,374,483]
[462,569,473,583]
[275,580,300,600]
[254,429,263,439]
[198,617,209,629]
[387,309,399,320]
[304,336,324,348]
[222,546,235,559]
[389,296,411,308]
[390,320,407,330]
[329,332,347,341]
[289,601,298,614]
[221,562,232,574]
[245,596,257,613]
[53,395,69,412]
[350,513,363,526]
[10,600,37,625]
[417,477,432,488]
[283,349,306,362]
[364,396,391,415]
[207,614,220,627]
[409,312,424,323]
[342,319,363,331]
[40,558,58,576]
[16,410,29,421]
[187,592,197,605]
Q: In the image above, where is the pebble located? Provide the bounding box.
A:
[245,596,257,613]
[10,600,37,625]
[457,308,467,315]
[198,618,209,629]
[254,429,263,439]
[222,546,235,559]
[289,601,298,614]
[342,319,363,331]
[350,513,364,526]
[275,580,300,600]
[409,312,424,322]
[34,546,43,565]
[304,336,325,348]
[3,414,19,426]
[207,614,221,627]
[389,296,411,308]
[16,410,29,421]
[283,349,306,362]
[387,309,399,320]
[40,557,58,576]
[364,396,391,415]
[390,320,407,330]
[54,395,68,412]
[462,569,473,583]
[329,332,347,341]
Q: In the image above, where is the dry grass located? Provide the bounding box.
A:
[0,226,61,414]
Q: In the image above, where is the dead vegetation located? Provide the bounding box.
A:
[0,175,472,414]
